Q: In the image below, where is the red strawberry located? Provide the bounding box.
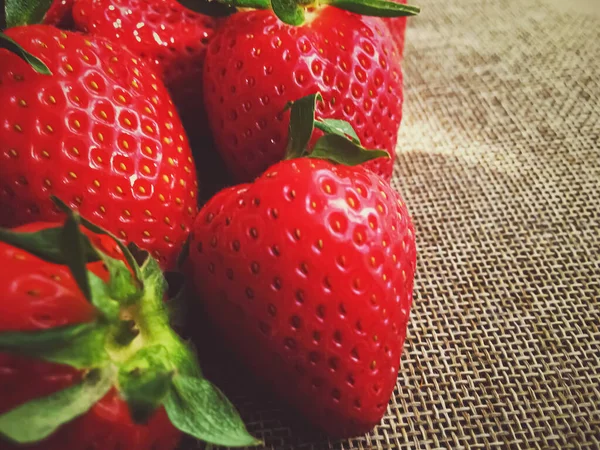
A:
[0,207,258,449]
[42,0,75,27]
[202,4,417,183]
[187,97,417,436]
[0,224,181,450]
[72,0,218,139]
[0,25,198,270]
[384,0,409,57]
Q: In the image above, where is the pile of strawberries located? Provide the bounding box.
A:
[0,0,419,447]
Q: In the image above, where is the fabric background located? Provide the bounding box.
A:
[188,0,600,448]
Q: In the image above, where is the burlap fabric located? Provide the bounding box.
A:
[187,0,600,448]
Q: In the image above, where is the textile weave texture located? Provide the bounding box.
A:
[187,0,600,448]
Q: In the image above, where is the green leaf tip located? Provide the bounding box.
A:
[60,211,94,302]
[165,376,262,447]
[0,197,142,315]
[0,322,109,369]
[260,0,419,23]
[201,0,271,12]
[0,225,98,266]
[311,133,390,165]
[51,195,144,286]
[324,0,420,17]
[5,0,56,27]
[271,0,305,25]
[209,0,419,23]
[284,92,322,160]
[283,91,390,165]
[0,31,52,75]
[315,118,361,144]
[0,367,113,444]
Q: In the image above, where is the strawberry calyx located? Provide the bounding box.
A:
[0,198,260,448]
[208,0,419,25]
[283,92,390,164]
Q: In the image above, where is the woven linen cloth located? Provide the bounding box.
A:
[185,0,600,448]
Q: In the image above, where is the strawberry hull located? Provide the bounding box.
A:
[0,222,181,450]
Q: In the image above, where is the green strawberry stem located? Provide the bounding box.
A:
[283,92,390,164]
[192,0,270,11]
[0,202,260,447]
[321,0,420,17]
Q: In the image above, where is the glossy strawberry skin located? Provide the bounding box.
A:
[42,0,75,28]
[72,0,217,141]
[188,158,416,436]
[0,25,198,270]
[0,222,181,450]
[203,8,404,183]
[384,0,408,57]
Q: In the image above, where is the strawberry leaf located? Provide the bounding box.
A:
[5,0,54,27]
[0,32,51,75]
[0,322,109,369]
[60,210,93,301]
[191,0,270,12]
[310,133,390,165]
[164,375,261,447]
[271,0,305,25]
[119,346,174,423]
[52,196,144,286]
[103,258,141,305]
[135,255,202,379]
[80,220,143,286]
[0,367,113,444]
[0,226,99,265]
[89,271,121,320]
[51,197,143,303]
[140,256,170,320]
[284,92,322,160]
[323,0,420,17]
[315,118,361,144]
[0,222,141,312]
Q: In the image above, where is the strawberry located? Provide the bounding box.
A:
[187,94,417,436]
[42,0,75,27]
[0,201,258,449]
[384,0,409,57]
[0,25,198,270]
[202,1,419,183]
[72,0,218,139]
[70,0,230,198]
